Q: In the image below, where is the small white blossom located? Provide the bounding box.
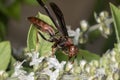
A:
[11,60,35,80]
[0,70,8,79]
[110,63,119,73]
[41,57,66,80]
[80,20,89,32]
[0,70,5,76]
[89,60,99,68]
[62,74,75,80]
[110,50,116,56]
[47,57,66,70]
[65,62,73,72]
[79,72,89,80]
[26,72,34,80]
[99,11,109,20]
[73,28,80,45]
[106,75,114,80]
[42,68,59,80]
[67,25,76,37]
[85,65,91,73]
[79,60,87,70]
[29,51,44,66]
[12,60,27,77]
[17,72,34,80]
[95,68,106,78]
[47,57,60,69]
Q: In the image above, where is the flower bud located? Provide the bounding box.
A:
[80,20,89,32]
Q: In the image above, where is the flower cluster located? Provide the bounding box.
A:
[67,11,113,44]
[4,44,120,80]
[61,45,120,80]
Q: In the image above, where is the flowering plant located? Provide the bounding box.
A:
[0,1,120,80]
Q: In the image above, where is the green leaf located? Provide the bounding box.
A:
[27,12,56,55]
[77,49,100,62]
[0,41,11,70]
[37,33,53,56]
[55,49,100,62]
[27,25,53,56]
[7,56,16,76]
[27,25,37,51]
[110,3,120,43]
[37,12,55,55]
[55,50,68,62]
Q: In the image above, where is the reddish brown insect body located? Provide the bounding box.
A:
[28,0,78,60]
[28,17,55,36]
[28,16,78,59]
[51,36,78,59]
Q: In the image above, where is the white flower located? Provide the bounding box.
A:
[42,68,59,80]
[79,72,89,80]
[11,60,35,80]
[89,60,99,68]
[67,25,81,45]
[106,75,114,80]
[73,28,80,45]
[47,57,66,70]
[15,72,34,80]
[26,72,34,80]
[0,70,5,76]
[110,63,119,73]
[85,65,91,73]
[80,20,89,32]
[95,68,106,78]
[0,70,8,79]
[29,51,44,66]
[65,62,73,72]
[12,60,27,77]
[62,74,75,80]
[99,11,109,20]
[41,57,66,80]
[47,57,59,69]
[67,25,76,37]
[79,60,87,70]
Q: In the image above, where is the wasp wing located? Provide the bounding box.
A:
[37,0,64,36]
[50,2,68,36]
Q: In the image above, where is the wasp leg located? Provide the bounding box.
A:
[38,31,54,42]
[51,43,58,57]
[52,48,56,57]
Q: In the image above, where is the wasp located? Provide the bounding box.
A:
[28,0,78,60]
